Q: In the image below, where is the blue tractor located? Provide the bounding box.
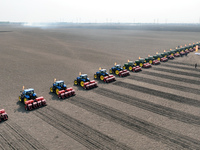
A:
[109,64,130,77]
[19,88,37,104]
[94,68,116,83]
[74,73,98,89]
[50,80,67,95]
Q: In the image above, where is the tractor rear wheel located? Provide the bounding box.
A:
[24,98,27,104]
[139,63,143,67]
[74,80,78,85]
[100,75,104,81]
[80,81,85,87]
[56,88,59,95]
[115,70,119,75]
[50,87,53,93]
[128,66,132,71]
[94,74,97,79]
[157,57,161,61]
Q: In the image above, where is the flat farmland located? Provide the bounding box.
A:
[0,24,200,149]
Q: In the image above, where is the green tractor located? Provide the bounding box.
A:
[134,57,152,68]
[145,55,160,65]
[123,60,142,72]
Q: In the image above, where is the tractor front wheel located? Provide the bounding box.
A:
[50,87,53,93]
[109,69,113,74]
[74,80,78,85]
[80,81,85,87]
[149,60,152,64]
[94,74,97,79]
[19,96,21,102]
[157,57,161,61]
[123,66,126,70]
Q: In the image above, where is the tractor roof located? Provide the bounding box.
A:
[24,88,34,92]
[80,74,87,77]
[128,61,133,63]
[100,69,106,72]
[55,80,64,84]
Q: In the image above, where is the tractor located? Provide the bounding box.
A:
[0,109,8,122]
[74,73,98,89]
[109,64,130,77]
[161,50,174,60]
[153,53,168,62]
[123,60,142,72]
[50,79,75,99]
[134,58,152,68]
[144,56,160,65]
[19,87,46,111]
[94,68,116,83]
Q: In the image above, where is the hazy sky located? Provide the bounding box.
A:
[1,0,200,23]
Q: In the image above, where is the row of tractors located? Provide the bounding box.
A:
[7,42,196,115]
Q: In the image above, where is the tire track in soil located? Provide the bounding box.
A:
[167,61,194,67]
[0,121,47,150]
[128,75,200,95]
[141,71,200,85]
[93,88,200,126]
[67,95,200,149]
[152,67,200,78]
[113,81,200,107]
[33,106,132,150]
[161,64,200,73]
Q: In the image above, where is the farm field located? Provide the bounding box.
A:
[0,23,200,149]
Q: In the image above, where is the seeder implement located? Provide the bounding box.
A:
[58,87,75,99]
[0,109,8,122]
[25,97,47,111]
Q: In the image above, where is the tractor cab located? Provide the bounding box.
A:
[128,61,134,66]
[115,64,122,70]
[80,74,90,82]
[21,88,37,100]
[54,80,66,88]
[100,69,107,74]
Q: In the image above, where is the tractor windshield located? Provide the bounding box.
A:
[26,90,34,95]
[81,75,88,79]
[59,82,64,86]
[115,65,121,69]
[128,62,133,65]
[100,69,106,74]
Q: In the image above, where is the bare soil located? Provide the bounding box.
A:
[0,24,200,150]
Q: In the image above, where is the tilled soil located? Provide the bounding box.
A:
[0,24,200,150]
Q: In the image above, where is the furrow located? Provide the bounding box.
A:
[33,106,132,150]
[67,96,200,149]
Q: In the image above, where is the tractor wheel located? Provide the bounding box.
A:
[109,69,113,74]
[171,53,174,56]
[134,63,137,66]
[128,66,132,71]
[56,88,59,95]
[80,81,85,87]
[157,57,161,61]
[115,70,119,75]
[164,55,167,58]
[94,74,97,79]
[139,63,143,67]
[123,66,126,70]
[74,80,78,85]
[24,98,27,104]
[19,96,21,102]
[100,75,104,81]
[50,87,53,93]
[149,60,152,64]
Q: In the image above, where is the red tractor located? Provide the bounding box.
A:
[0,109,8,122]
